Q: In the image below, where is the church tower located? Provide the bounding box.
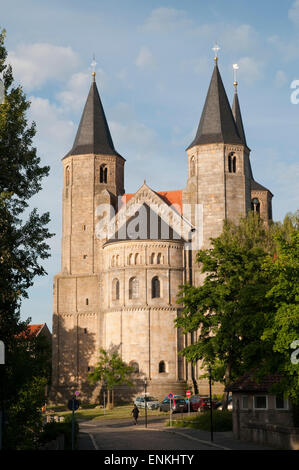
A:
[183,54,252,286]
[61,72,125,275]
[52,72,125,400]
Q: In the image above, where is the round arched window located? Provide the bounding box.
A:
[112,278,120,300]
[129,277,138,299]
[152,276,160,298]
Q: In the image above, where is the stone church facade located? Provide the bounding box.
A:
[51,58,273,403]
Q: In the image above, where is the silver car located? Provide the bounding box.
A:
[134,396,160,410]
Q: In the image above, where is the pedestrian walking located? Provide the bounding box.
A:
[131,404,139,425]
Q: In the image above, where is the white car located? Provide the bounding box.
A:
[134,396,160,410]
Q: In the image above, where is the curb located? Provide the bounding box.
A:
[88,432,99,450]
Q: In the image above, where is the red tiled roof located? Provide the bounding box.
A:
[120,190,183,213]
[17,324,45,338]
[27,324,44,336]
[228,370,282,393]
[155,190,182,213]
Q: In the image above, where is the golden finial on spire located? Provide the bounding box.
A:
[233,63,239,91]
[91,54,97,81]
[212,43,220,63]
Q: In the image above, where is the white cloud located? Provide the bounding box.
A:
[236,57,264,85]
[56,72,90,112]
[29,96,74,149]
[135,46,156,70]
[142,7,193,34]
[110,120,157,157]
[288,0,299,25]
[8,43,79,90]
[56,67,108,113]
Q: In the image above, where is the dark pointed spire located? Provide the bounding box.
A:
[64,75,122,158]
[187,62,243,149]
[232,83,247,147]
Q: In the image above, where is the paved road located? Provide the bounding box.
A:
[78,416,274,451]
[79,417,219,451]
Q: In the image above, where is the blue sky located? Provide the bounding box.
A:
[1,0,299,330]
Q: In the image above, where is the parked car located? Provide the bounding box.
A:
[159,396,187,413]
[188,395,209,412]
[216,396,233,411]
[197,397,218,412]
[134,396,160,410]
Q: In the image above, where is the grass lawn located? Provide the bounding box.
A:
[47,404,170,421]
[169,410,232,432]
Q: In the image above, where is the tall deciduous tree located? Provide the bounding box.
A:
[0,28,53,448]
[176,213,276,407]
[261,222,299,404]
[88,348,134,408]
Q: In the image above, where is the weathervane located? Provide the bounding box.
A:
[233,63,239,91]
[212,43,220,62]
[91,54,97,81]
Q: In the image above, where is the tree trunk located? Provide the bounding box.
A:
[112,388,114,408]
[221,362,232,410]
[107,389,112,409]
[190,333,198,394]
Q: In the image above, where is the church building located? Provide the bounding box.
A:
[51,53,273,403]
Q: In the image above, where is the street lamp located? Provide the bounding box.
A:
[144,377,147,428]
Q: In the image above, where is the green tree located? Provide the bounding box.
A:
[0,28,53,448]
[261,227,299,404]
[88,348,135,408]
[176,212,276,408]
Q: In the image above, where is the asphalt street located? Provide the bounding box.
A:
[79,417,218,450]
[77,415,274,451]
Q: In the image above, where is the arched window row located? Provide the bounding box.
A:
[228,153,237,173]
[150,252,164,265]
[111,255,120,267]
[111,276,161,301]
[112,252,166,266]
[127,253,142,265]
